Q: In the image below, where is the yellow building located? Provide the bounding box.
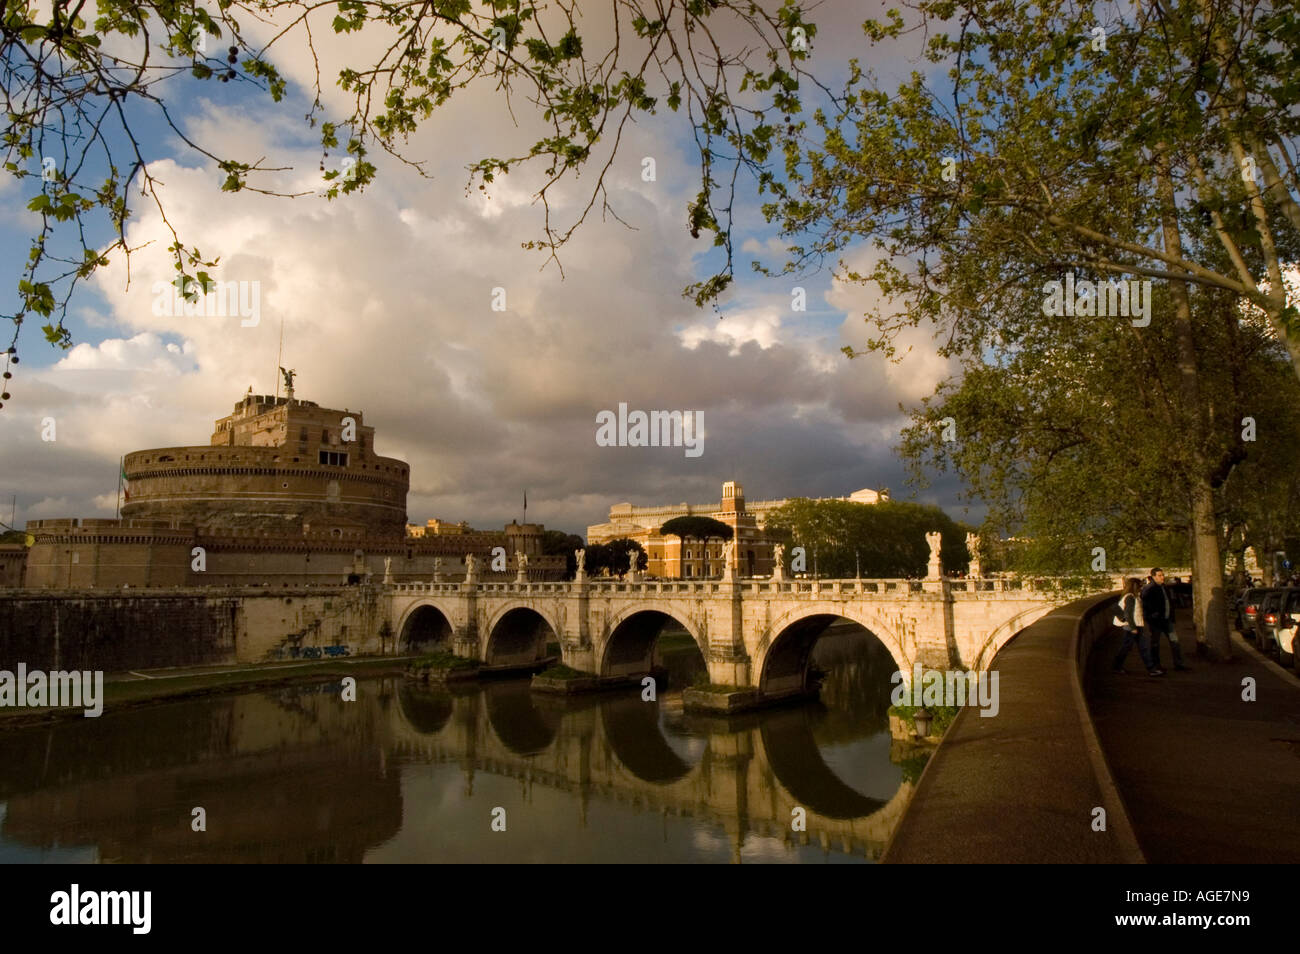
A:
[406,518,471,537]
[586,481,888,579]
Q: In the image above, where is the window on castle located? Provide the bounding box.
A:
[299,427,308,442]
[318,450,349,466]
[321,429,329,444]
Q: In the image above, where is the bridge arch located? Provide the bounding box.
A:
[970,604,1059,671]
[754,604,909,697]
[395,600,457,652]
[598,602,705,679]
[483,602,559,667]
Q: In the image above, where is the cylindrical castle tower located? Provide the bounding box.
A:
[120,391,408,535]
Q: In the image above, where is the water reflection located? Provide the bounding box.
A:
[0,627,913,863]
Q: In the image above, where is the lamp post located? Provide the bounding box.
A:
[913,707,933,739]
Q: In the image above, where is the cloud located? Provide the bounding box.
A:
[0,13,960,535]
[740,236,789,258]
[54,333,194,374]
[678,308,783,353]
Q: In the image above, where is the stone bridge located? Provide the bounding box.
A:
[387,575,1097,701]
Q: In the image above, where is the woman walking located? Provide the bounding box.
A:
[1113,577,1164,676]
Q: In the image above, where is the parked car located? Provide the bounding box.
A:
[1273,589,1300,668]
[1239,587,1270,638]
[1253,588,1291,655]
[1231,587,1248,633]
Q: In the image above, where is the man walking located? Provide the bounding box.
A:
[1142,567,1189,672]
[1113,577,1163,675]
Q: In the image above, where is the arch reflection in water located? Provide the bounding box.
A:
[484,680,560,755]
[0,635,909,863]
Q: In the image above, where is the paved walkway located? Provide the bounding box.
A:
[1087,620,1300,863]
[886,596,1300,863]
[884,596,1138,863]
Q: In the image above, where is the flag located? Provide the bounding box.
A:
[120,459,130,502]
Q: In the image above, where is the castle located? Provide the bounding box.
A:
[14,382,562,588]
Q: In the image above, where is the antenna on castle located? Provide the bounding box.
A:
[274,310,285,401]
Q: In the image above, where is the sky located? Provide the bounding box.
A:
[0,1,974,537]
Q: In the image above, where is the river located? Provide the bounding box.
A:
[0,624,919,863]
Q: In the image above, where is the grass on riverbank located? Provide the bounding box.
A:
[0,656,412,729]
[409,651,479,672]
[536,663,589,680]
[889,703,961,736]
[656,631,700,652]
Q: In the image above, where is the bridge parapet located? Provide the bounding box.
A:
[389,576,1100,597]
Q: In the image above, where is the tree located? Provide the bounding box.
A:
[762,498,970,578]
[760,0,1300,657]
[2,0,824,408]
[659,515,733,576]
[765,0,1300,376]
[584,537,644,577]
[540,529,585,579]
[1218,353,1300,581]
[898,276,1300,655]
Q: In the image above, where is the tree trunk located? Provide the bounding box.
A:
[1156,150,1232,658]
[1189,479,1231,659]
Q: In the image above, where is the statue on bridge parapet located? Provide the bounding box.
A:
[965,532,981,578]
[772,543,786,582]
[382,555,394,585]
[432,557,443,584]
[721,538,737,581]
[575,548,585,575]
[925,531,943,580]
[464,553,479,583]
[515,551,529,583]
